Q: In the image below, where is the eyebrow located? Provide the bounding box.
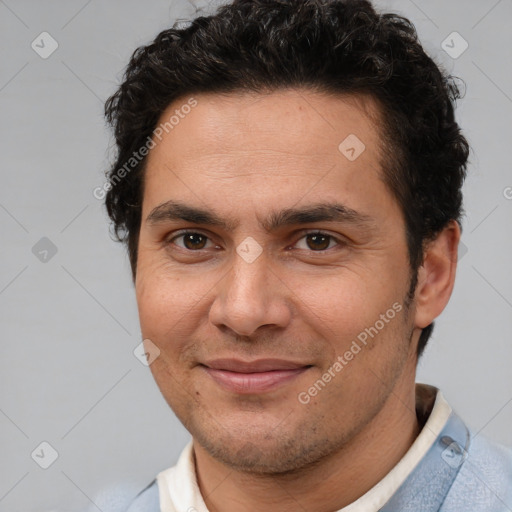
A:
[145,200,376,232]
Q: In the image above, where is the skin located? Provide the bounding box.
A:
[135,89,460,511]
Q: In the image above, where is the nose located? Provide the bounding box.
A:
[208,250,292,337]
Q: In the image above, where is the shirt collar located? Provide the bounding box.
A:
[156,383,452,512]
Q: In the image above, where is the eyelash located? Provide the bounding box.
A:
[166,230,344,252]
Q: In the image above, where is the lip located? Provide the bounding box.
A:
[201,358,311,394]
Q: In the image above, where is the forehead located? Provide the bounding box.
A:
[151,89,384,164]
[142,89,397,225]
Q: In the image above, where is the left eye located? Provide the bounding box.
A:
[294,233,339,251]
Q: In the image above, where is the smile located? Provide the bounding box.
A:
[201,359,312,394]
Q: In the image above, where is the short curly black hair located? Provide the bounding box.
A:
[103,0,469,358]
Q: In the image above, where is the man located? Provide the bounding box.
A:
[100,0,512,510]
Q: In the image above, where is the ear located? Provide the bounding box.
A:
[413,220,461,329]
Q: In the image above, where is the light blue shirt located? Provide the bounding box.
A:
[95,386,512,511]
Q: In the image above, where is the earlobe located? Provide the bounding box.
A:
[413,221,461,329]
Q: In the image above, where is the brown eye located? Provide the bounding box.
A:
[293,231,341,252]
[305,233,331,251]
[182,233,208,250]
[166,231,213,251]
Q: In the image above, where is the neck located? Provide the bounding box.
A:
[193,376,421,512]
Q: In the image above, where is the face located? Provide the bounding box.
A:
[135,89,419,474]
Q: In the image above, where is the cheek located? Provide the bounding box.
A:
[288,269,408,357]
[137,244,211,301]
[137,272,205,402]
[289,269,387,323]
[135,265,235,381]
[136,267,206,343]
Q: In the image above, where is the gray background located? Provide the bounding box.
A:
[1,0,511,510]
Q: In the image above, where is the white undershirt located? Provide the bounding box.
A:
[156,383,452,512]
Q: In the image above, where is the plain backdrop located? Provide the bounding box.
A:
[1,0,511,510]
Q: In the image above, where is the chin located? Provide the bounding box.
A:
[191,420,343,475]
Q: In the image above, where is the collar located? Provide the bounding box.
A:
[156,383,456,512]
[339,383,453,511]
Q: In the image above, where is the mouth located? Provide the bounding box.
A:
[200,358,312,394]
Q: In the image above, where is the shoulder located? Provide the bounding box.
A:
[125,480,159,512]
[442,431,512,511]
[88,480,159,512]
